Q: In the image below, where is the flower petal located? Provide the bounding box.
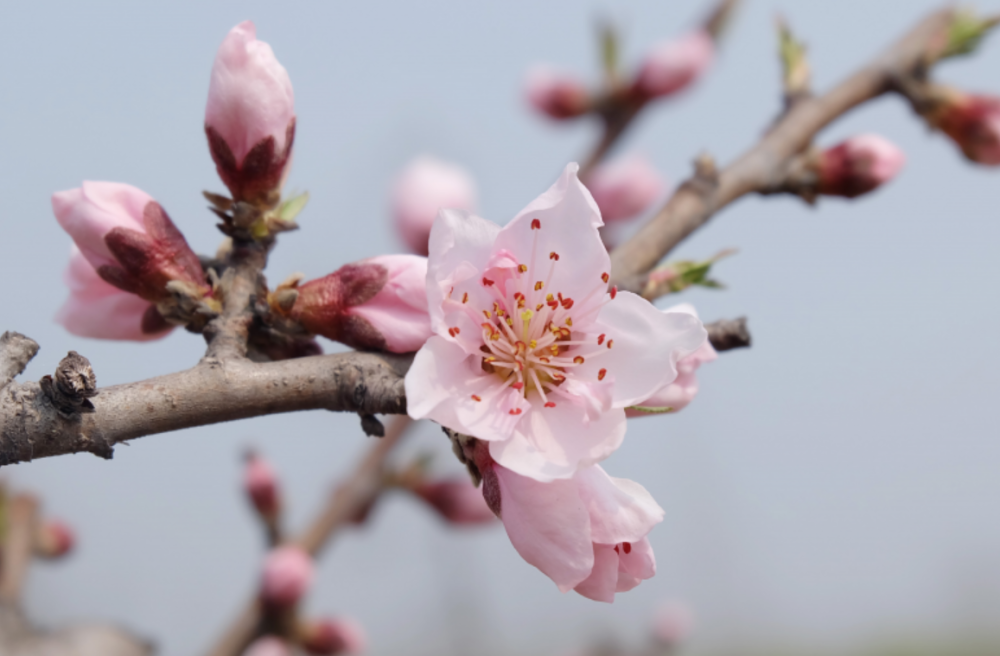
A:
[576,465,664,545]
[617,536,656,590]
[426,209,499,335]
[573,544,620,602]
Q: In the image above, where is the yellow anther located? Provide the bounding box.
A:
[534,281,544,291]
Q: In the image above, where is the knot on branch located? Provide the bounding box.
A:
[359,414,384,437]
[40,352,97,419]
[707,317,752,351]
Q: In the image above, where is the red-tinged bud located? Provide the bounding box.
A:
[928,91,1000,165]
[586,154,666,223]
[299,617,367,655]
[52,182,211,314]
[242,636,292,656]
[260,545,314,608]
[206,21,295,206]
[413,479,498,524]
[34,520,75,559]
[244,452,281,519]
[525,66,590,120]
[391,157,477,256]
[278,255,433,353]
[817,134,906,198]
[635,30,714,100]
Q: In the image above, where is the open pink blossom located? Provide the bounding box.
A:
[635,30,714,99]
[260,545,314,608]
[586,154,666,223]
[406,163,707,482]
[525,66,590,119]
[243,637,291,656]
[56,247,173,342]
[300,617,367,655]
[413,478,497,525]
[931,91,1000,165]
[205,21,295,203]
[817,134,906,198]
[392,157,477,256]
[626,303,716,417]
[468,441,662,602]
[287,255,433,353]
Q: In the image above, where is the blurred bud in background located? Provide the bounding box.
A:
[651,601,695,651]
[586,154,666,223]
[300,617,367,655]
[244,451,281,521]
[816,134,906,198]
[243,636,292,656]
[391,157,477,255]
[34,519,75,559]
[525,66,591,119]
[635,30,714,100]
[261,545,314,608]
[926,89,1000,165]
[412,479,497,525]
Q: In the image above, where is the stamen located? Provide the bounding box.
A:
[601,272,609,283]
[462,292,469,304]
[607,339,614,349]
[482,277,494,286]
[622,542,631,554]
[534,281,544,291]
[511,382,524,391]
[598,368,607,381]
[610,286,617,299]
[448,327,461,337]
[545,401,556,408]
[565,318,573,326]
[549,252,560,261]
[518,264,528,273]
[482,310,491,319]
[597,334,605,345]
[508,408,523,415]
[471,394,482,402]
[574,356,585,364]
[531,218,541,230]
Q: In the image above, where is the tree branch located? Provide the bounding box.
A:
[0,333,39,391]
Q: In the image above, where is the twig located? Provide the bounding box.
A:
[0,332,39,390]
[0,494,39,604]
[204,416,413,656]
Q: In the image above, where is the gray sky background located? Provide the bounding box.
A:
[1,1,999,655]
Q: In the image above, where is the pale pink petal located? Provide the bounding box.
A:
[52,182,151,270]
[573,544,620,602]
[489,401,626,481]
[575,466,664,545]
[242,637,291,656]
[392,156,477,256]
[494,464,594,591]
[617,536,656,583]
[347,254,433,353]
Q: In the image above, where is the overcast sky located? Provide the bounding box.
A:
[1,1,999,655]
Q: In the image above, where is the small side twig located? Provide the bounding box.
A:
[0,494,39,605]
[0,332,39,391]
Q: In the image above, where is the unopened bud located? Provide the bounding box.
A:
[652,601,694,647]
[635,30,714,100]
[242,636,292,656]
[392,157,477,256]
[34,520,75,559]
[928,90,1000,165]
[261,545,314,608]
[244,452,281,519]
[586,154,666,223]
[524,66,590,119]
[413,479,497,524]
[817,134,905,197]
[300,617,367,655]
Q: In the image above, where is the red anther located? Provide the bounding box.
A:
[597,333,605,345]
[607,339,614,349]
[471,394,482,402]
[610,286,618,299]
[573,356,585,364]
[515,341,527,355]
[597,368,607,381]
[462,292,469,303]
[538,357,550,363]
[511,382,524,390]
[544,402,556,408]
[481,322,494,331]
[514,292,525,301]
[561,298,574,310]
[482,277,494,286]
[531,218,541,230]
[601,272,609,283]
[448,327,461,337]
[622,542,632,554]
[482,310,491,319]
[558,327,571,339]
[549,252,560,261]
[508,408,523,415]
[547,299,559,310]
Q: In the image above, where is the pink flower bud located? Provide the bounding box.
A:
[288,255,433,353]
[413,479,497,525]
[652,601,694,646]
[817,134,905,198]
[586,154,666,223]
[260,545,314,608]
[931,92,1000,165]
[525,66,590,119]
[205,21,295,204]
[391,157,477,256]
[244,452,281,519]
[242,637,292,656]
[635,30,714,100]
[52,182,209,304]
[56,247,174,341]
[300,617,367,655]
[35,519,75,559]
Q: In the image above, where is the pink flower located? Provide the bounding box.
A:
[469,442,662,602]
[652,601,695,646]
[286,255,433,353]
[817,134,906,198]
[931,92,1000,165]
[56,247,173,342]
[300,617,367,655]
[626,303,716,417]
[413,479,497,525]
[260,545,314,608]
[525,66,590,120]
[242,637,292,656]
[635,30,714,100]
[392,157,478,256]
[205,21,295,203]
[35,519,75,559]
[405,163,707,482]
[586,154,666,223]
[52,182,209,304]
[244,452,281,519]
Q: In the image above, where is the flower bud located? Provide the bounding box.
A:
[816,134,905,198]
[635,30,714,100]
[391,157,477,256]
[242,637,292,656]
[34,519,75,559]
[928,91,1000,165]
[586,154,666,223]
[413,479,497,525]
[52,182,210,307]
[244,452,281,520]
[206,21,295,205]
[56,247,174,341]
[300,617,367,655]
[652,601,694,646]
[524,66,590,119]
[278,255,433,353]
[260,545,314,608]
